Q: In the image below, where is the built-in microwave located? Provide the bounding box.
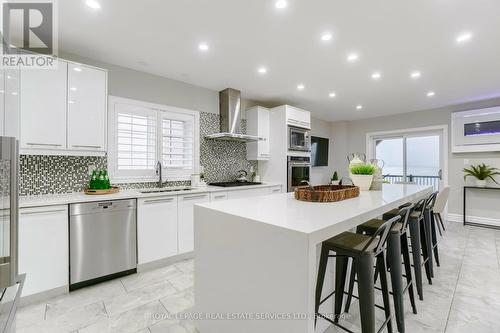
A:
[288,126,311,152]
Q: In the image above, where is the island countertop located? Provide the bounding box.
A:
[193,183,433,333]
[196,183,432,243]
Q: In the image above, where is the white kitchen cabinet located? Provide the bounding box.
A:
[210,192,228,201]
[67,63,107,152]
[19,205,68,297]
[137,196,178,264]
[4,68,20,139]
[20,60,68,150]
[286,105,311,129]
[178,193,210,254]
[268,185,282,194]
[0,209,8,258]
[0,71,4,136]
[227,187,270,199]
[246,106,270,160]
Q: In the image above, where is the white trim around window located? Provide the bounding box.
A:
[108,96,200,183]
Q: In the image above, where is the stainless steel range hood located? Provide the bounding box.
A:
[205,88,264,142]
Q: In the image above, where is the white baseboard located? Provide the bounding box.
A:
[448,213,500,227]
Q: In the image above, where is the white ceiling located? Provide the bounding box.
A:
[59,0,500,121]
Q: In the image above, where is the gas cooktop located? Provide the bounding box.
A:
[209,182,262,187]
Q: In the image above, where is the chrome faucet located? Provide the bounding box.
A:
[156,161,164,188]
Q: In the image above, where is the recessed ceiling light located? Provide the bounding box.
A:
[70,87,77,91]
[198,43,209,52]
[11,92,18,96]
[427,91,435,97]
[68,100,75,104]
[356,105,363,110]
[257,67,267,74]
[73,67,82,72]
[85,0,101,10]
[347,53,359,63]
[456,32,473,44]
[321,33,332,42]
[275,0,287,9]
[371,72,382,80]
[329,92,336,98]
[297,84,305,91]
[410,71,421,79]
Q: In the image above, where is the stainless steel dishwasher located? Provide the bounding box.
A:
[69,199,137,290]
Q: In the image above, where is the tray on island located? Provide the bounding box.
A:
[294,185,360,202]
[84,187,120,195]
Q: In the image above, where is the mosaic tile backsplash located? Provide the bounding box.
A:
[19,112,258,196]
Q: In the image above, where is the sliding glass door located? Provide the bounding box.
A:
[374,132,442,191]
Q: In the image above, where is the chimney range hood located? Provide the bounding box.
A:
[205,88,264,142]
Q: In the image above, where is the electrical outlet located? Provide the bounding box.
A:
[464,159,469,165]
[88,164,95,176]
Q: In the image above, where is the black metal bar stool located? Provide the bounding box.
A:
[315,215,401,333]
[383,196,433,300]
[346,205,417,333]
[424,192,440,270]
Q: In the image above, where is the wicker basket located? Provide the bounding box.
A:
[294,185,360,203]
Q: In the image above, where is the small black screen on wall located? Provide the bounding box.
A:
[311,136,329,167]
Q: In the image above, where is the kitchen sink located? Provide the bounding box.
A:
[139,187,193,194]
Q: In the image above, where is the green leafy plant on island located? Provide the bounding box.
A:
[331,171,339,181]
[350,163,376,175]
[463,163,500,184]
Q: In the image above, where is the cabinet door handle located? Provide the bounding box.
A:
[26,143,62,147]
[182,195,208,201]
[72,145,102,149]
[213,195,227,199]
[21,209,67,215]
[143,198,175,204]
[271,189,281,193]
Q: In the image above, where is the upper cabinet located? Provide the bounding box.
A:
[20,60,68,150]
[67,63,107,152]
[18,59,107,155]
[2,68,21,138]
[286,105,311,129]
[246,106,270,160]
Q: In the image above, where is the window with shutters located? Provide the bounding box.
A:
[108,97,200,182]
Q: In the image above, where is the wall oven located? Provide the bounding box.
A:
[288,126,311,152]
[287,156,311,192]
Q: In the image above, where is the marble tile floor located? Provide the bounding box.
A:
[322,222,500,333]
[15,222,500,333]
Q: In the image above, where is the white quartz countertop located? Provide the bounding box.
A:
[196,184,432,243]
[19,183,282,208]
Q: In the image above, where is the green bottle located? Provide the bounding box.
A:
[89,170,98,189]
[103,170,111,189]
[98,170,106,189]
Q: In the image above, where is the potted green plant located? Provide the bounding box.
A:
[350,163,376,191]
[331,171,339,185]
[463,163,500,187]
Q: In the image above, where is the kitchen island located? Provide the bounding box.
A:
[193,184,432,333]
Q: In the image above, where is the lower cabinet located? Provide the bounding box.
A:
[178,193,210,254]
[137,197,178,265]
[19,205,68,297]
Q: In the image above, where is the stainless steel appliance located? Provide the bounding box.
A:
[287,156,311,192]
[70,199,137,290]
[288,126,311,152]
[0,137,25,333]
[205,88,265,142]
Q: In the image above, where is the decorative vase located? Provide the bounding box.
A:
[351,174,373,191]
[475,179,487,187]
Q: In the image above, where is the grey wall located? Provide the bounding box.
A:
[331,97,500,217]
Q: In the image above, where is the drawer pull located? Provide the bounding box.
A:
[21,209,67,215]
[182,195,208,201]
[26,143,62,147]
[143,198,175,204]
[213,195,227,199]
[72,145,102,149]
